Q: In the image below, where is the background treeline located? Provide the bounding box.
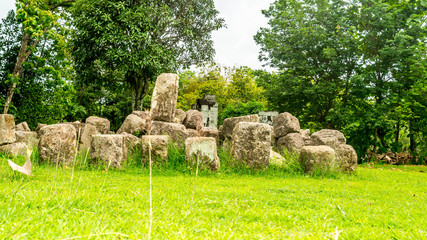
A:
[0,0,426,162]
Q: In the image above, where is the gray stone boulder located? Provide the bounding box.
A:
[173,109,187,124]
[15,122,30,131]
[90,134,127,168]
[336,144,357,172]
[81,116,110,148]
[15,131,38,149]
[38,124,77,165]
[183,110,203,130]
[117,114,146,135]
[310,129,346,149]
[0,142,27,157]
[221,114,259,139]
[141,135,169,162]
[277,133,304,154]
[150,73,179,122]
[230,122,272,168]
[185,137,220,171]
[299,145,337,173]
[150,121,188,143]
[0,114,16,145]
[273,112,300,139]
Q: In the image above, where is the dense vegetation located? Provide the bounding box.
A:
[0,0,426,162]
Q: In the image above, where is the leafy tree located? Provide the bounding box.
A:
[70,0,225,111]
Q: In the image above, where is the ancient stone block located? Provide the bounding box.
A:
[273,112,300,139]
[299,145,337,173]
[335,144,357,172]
[200,127,219,145]
[38,124,77,165]
[120,132,141,153]
[185,137,219,171]
[81,116,110,148]
[90,134,127,168]
[183,110,203,130]
[0,114,15,145]
[186,129,200,138]
[0,142,27,157]
[150,73,179,122]
[141,135,169,162]
[173,109,186,124]
[117,114,146,135]
[277,133,304,154]
[15,131,38,149]
[150,121,188,143]
[15,122,31,131]
[310,129,346,149]
[230,122,272,168]
[221,114,259,139]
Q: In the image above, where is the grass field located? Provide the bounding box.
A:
[0,151,426,239]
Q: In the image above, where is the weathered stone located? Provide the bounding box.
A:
[273,112,300,138]
[36,123,47,137]
[186,129,200,138]
[300,129,310,138]
[15,131,38,149]
[270,150,285,166]
[121,132,141,152]
[15,122,30,131]
[277,133,305,154]
[310,129,346,149]
[299,145,337,173]
[38,124,77,164]
[0,142,27,157]
[150,121,188,143]
[336,144,357,172]
[66,122,85,142]
[173,109,186,124]
[90,134,127,168]
[132,111,150,120]
[221,114,259,139]
[81,116,110,148]
[141,135,169,162]
[200,127,219,145]
[230,122,272,168]
[183,110,203,130]
[185,137,220,171]
[117,114,146,135]
[0,114,15,145]
[150,73,179,122]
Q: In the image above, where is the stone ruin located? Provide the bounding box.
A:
[0,73,357,173]
[193,94,218,128]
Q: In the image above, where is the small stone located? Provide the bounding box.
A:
[117,114,146,135]
[185,137,220,171]
[336,144,357,172]
[200,127,219,145]
[0,142,27,157]
[15,131,38,149]
[186,129,200,138]
[173,109,187,124]
[183,110,203,130]
[270,150,285,166]
[273,112,300,138]
[90,134,127,168]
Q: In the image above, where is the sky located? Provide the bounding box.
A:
[0,0,275,71]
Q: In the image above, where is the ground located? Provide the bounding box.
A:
[0,154,426,239]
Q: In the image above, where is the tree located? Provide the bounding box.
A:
[2,0,73,114]
[70,0,225,110]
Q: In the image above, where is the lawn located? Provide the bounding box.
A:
[0,153,426,239]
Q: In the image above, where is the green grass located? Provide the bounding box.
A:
[0,150,426,239]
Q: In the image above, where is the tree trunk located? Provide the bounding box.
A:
[131,77,149,111]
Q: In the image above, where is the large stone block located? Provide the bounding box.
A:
[15,122,31,131]
[117,114,146,135]
[0,142,27,157]
[186,129,200,138]
[150,121,188,143]
[185,137,219,171]
[183,110,203,130]
[150,73,179,122]
[273,112,300,139]
[0,114,16,145]
[221,114,259,139]
[299,146,337,173]
[81,116,110,148]
[15,131,38,149]
[336,144,357,172]
[230,122,272,168]
[310,129,346,149]
[277,133,304,154]
[141,135,169,162]
[200,127,219,145]
[90,135,127,168]
[38,124,77,165]
[120,132,141,153]
[173,109,186,124]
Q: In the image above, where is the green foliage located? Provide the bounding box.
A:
[220,100,266,125]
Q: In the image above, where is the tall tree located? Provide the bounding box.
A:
[70,0,225,110]
[2,0,73,114]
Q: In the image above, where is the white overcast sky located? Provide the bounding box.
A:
[0,0,275,71]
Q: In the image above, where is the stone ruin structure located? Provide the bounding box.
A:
[258,111,279,126]
[0,73,357,173]
[193,94,218,128]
